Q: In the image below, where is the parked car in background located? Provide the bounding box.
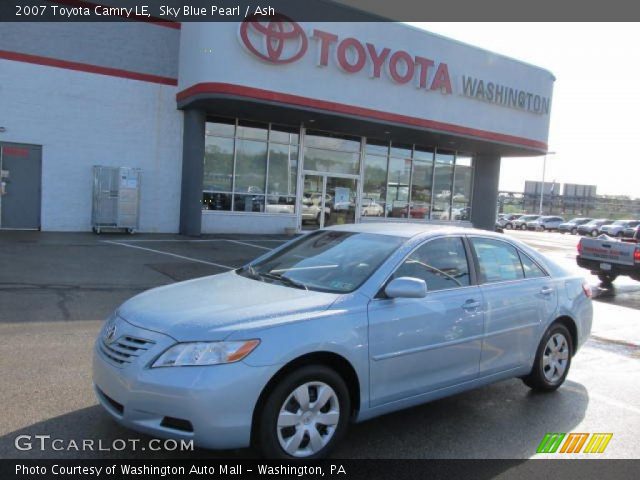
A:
[527,216,565,231]
[361,198,384,217]
[94,224,592,459]
[302,193,332,224]
[496,213,523,230]
[599,220,640,238]
[453,207,471,221]
[558,218,593,235]
[623,225,640,240]
[577,219,612,237]
[512,214,540,230]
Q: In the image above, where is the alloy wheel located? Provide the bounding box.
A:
[542,333,569,383]
[276,382,340,457]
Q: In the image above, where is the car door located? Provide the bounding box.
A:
[368,236,484,407]
[468,236,558,376]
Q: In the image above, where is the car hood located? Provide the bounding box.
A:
[117,271,340,342]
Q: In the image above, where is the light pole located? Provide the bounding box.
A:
[539,151,556,215]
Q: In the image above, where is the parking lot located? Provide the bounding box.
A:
[0,229,639,459]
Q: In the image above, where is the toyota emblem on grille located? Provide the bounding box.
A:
[103,320,117,344]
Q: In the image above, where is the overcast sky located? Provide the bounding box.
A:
[409,23,639,198]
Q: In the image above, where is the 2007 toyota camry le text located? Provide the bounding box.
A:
[93,223,592,459]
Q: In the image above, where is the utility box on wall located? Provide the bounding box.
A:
[91,166,141,234]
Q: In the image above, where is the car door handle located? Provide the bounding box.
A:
[462,299,481,310]
[540,286,554,295]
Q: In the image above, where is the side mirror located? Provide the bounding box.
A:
[385,277,427,299]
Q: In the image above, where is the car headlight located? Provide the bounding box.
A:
[151,340,260,368]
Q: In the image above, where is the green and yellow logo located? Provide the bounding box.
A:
[537,433,613,454]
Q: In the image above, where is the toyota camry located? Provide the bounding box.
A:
[93,223,592,458]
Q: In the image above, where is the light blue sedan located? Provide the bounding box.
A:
[93,223,592,458]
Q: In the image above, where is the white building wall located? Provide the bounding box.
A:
[0,60,183,232]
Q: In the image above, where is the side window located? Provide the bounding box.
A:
[471,238,524,284]
[518,251,547,279]
[392,237,470,291]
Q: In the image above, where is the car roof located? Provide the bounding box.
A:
[323,222,493,239]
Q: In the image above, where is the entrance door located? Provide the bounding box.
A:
[0,143,42,229]
[325,176,357,228]
[301,174,357,230]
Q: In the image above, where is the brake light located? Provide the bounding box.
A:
[582,282,592,298]
[577,241,583,255]
[634,248,640,263]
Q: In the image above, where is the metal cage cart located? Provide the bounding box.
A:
[91,166,141,234]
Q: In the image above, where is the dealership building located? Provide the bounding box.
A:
[0,15,554,234]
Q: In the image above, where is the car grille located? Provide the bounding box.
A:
[100,335,155,366]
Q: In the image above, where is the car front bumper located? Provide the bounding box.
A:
[92,317,279,450]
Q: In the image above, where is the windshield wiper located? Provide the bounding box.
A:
[262,272,309,291]
[240,264,262,281]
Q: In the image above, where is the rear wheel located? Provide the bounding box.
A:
[521,224,527,230]
[256,365,350,459]
[598,273,618,285]
[591,230,598,237]
[571,227,578,235]
[522,323,572,392]
[505,223,513,230]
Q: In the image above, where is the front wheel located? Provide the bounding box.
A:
[591,230,598,237]
[522,323,573,392]
[256,365,351,459]
[571,228,577,235]
[521,224,527,230]
[505,223,513,230]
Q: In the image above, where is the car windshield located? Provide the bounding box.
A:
[612,220,627,226]
[238,230,405,293]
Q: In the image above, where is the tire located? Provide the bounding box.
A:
[539,226,546,231]
[571,228,577,235]
[616,232,623,238]
[256,365,351,459]
[316,213,322,225]
[505,223,513,230]
[598,273,618,285]
[591,230,598,237]
[521,224,527,230]
[522,323,573,392]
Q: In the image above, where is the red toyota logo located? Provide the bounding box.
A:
[239,14,308,64]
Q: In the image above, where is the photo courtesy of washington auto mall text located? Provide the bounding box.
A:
[14,463,347,477]
[1,0,640,480]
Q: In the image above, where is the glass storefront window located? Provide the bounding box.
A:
[362,153,388,217]
[268,143,297,196]
[410,148,434,220]
[234,139,267,194]
[453,155,473,221]
[202,119,297,214]
[233,194,265,212]
[236,120,268,141]
[387,154,411,218]
[305,131,361,152]
[431,151,454,220]
[202,192,232,211]
[270,125,299,145]
[203,136,234,192]
[303,147,360,175]
[206,118,235,137]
